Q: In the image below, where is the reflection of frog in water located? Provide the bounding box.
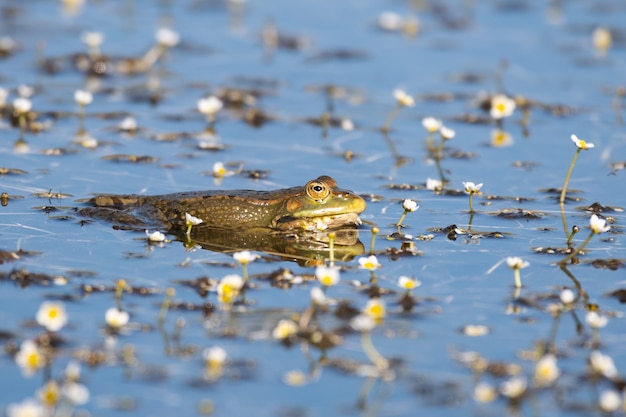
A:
[80,176,366,231]
[79,176,367,263]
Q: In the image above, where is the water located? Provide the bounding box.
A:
[1,1,625,416]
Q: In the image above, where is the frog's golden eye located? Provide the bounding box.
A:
[306,180,331,201]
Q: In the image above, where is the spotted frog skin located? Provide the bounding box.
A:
[82,176,366,231]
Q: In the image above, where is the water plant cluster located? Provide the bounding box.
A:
[0,1,624,417]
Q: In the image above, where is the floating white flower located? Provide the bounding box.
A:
[599,390,621,412]
[489,94,516,119]
[393,89,415,107]
[36,301,68,332]
[13,97,32,114]
[426,178,442,191]
[402,199,419,212]
[217,274,244,304]
[462,324,490,337]
[534,354,560,386]
[185,212,203,226]
[233,250,259,265]
[589,351,618,379]
[38,380,60,408]
[350,314,376,332]
[203,346,227,368]
[462,181,483,194]
[560,289,575,305]
[212,162,235,178]
[6,399,44,417]
[585,311,608,329]
[62,382,90,405]
[499,376,527,399]
[81,31,104,48]
[155,28,180,47]
[74,89,93,106]
[358,255,381,271]
[118,116,138,132]
[15,340,45,376]
[592,27,611,53]
[272,319,299,340]
[310,287,327,306]
[491,129,513,147]
[145,230,166,242]
[473,382,497,403]
[363,298,386,320]
[589,214,610,234]
[440,126,455,140]
[570,134,594,150]
[197,96,223,117]
[315,265,340,287]
[397,276,421,290]
[506,256,529,270]
[421,117,442,133]
[105,307,129,328]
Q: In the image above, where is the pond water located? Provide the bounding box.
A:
[1,0,625,416]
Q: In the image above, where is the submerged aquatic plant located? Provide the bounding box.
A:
[560,134,595,204]
[559,214,610,265]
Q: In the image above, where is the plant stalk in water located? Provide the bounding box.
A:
[560,134,595,204]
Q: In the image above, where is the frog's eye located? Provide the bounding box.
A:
[306,180,331,201]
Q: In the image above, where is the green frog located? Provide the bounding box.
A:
[80,175,366,231]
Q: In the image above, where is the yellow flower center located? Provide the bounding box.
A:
[26,352,42,368]
[366,304,384,318]
[495,103,506,113]
[48,309,59,319]
[219,285,237,303]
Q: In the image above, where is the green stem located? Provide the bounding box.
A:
[241,263,249,284]
[361,331,389,370]
[559,230,595,265]
[328,232,335,267]
[468,192,475,213]
[382,104,400,133]
[560,148,581,204]
[513,268,521,288]
[369,227,379,256]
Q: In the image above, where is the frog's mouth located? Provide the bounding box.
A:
[273,212,362,231]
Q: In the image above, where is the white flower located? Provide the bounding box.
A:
[358,255,381,271]
[491,129,513,147]
[118,116,138,132]
[36,301,68,332]
[462,181,483,194]
[105,307,129,328]
[203,346,227,367]
[65,360,82,381]
[462,324,490,337]
[350,314,376,332]
[62,382,90,405]
[422,117,442,133]
[534,354,560,386]
[586,311,608,329]
[155,28,180,47]
[397,276,421,290]
[38,380,60,408]
[426,178,442,191]
[310,287,327,306]
[571,134,594,150]
[13,97,32,114]
[74,89,93,106]
[197,96,223,116]
[217,274,244,304]
[560,289,575,304]
[15,340,45,376]
[315,265,340,287]
[0,87,8,106]
[233,250,259,265]
[393,89,415,107]
[589,351,618,379]
[499,376,527,399]
[473,382,497,403]
[272,319,299,340]
[593,27,612,52]
[341,118,354,131]
[17,84,34,98]
[440,126,455,140]
[506,256,530,270]
[378,12,403,31]
[490,94,516,119]
[6,399,45,417]
[589,214,610,234]
[81,31,104,48]
[185,212,203,226]
[212,162,234,178]
[402,199,419,212]
[363,298,386,320]
[599,390,621,412]
[145,230,166,242]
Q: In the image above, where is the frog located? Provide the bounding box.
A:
[79,175,366,232]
